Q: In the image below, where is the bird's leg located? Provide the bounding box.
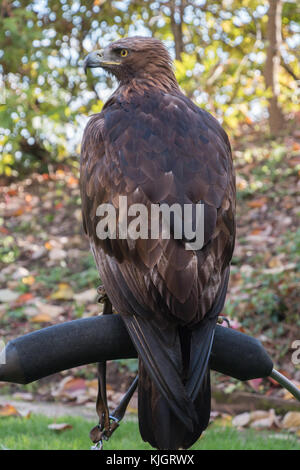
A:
[91,286,139,447]
[90,287,113,448]
[96,285,112,314]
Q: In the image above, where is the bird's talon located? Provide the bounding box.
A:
[217,316,231,327]
[96,285,108,304]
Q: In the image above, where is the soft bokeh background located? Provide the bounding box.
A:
[0,0,299,447]
[0,0,299,177]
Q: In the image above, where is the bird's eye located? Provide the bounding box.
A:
[120,49,128,57]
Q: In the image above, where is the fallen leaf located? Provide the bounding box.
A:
[44,241,53,250]
[232,412,250,428]
[53,376,87,400]
[86,379,99,398]
[74,289,97,304]
[281,412,300,429]
[31,247,47,260]
[30,313,52,323]
[292,142,300,151]
[35,301,64,318]
[250,409,278,429]
[86,379,98,390]
[22,275,35,286]
[247,197,267,208]
[250,228,264,235]
[49,249,67,261]
[250,410,272,422]
[67,176,79,187]
[247,378,263,391]
[12,267,30,280]
[12,207,26,217]
[60,377,86,392]
[268,256,283,269]
[14,292,34,305]
[7,189,18,196]
[48,423,73,432]
[50,283,74,300]
[0,404,20,417]
[0,289,19,303]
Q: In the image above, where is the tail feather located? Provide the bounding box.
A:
[187,267,230,401]
[138,360,189,449]
[123,268,231,449]
[186,319,216,400]
[182,368,211,448]
[138,357,211,450]
[122,314,197,433]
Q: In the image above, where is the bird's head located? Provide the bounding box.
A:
[83,36,177,87]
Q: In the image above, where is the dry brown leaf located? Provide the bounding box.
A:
[250,410,272,422]
[247,197,268,208]
[0,404,20,417]
[14,293,34,305]
[30,313,52,323]
[74,289,97,304]
[232,412,250,428]
[249,228,264,235]
[35,301,64,318]
[247,378,263,391]
[22,276,35,286]
[250,409,278,429]
[48,423,73,432]
[53,376,87,400]
[281,412,300,430]
[49,249,67,261]
[268,256,283,269]
[61,377,86,392]
[292,142,300,151]
[50,283,74,300]
[86,379,98,390]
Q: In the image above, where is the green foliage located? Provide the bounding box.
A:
[0,234,20,263]
[0,1,299,176]
[116,358,139,373]
[70,253,100,288]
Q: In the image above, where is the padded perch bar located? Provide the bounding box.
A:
[0,314,274,384]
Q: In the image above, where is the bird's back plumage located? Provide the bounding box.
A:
[81,40,235,449]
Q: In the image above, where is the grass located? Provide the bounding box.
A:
[0,414,299,450]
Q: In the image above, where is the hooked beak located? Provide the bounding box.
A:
[83,49,120,74]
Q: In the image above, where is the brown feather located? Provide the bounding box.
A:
[80,36,236,449]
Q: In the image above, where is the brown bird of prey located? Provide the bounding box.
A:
[81,36,235,449]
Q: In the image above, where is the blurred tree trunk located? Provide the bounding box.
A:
[264,0,284,135]
[169,0,184,61]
